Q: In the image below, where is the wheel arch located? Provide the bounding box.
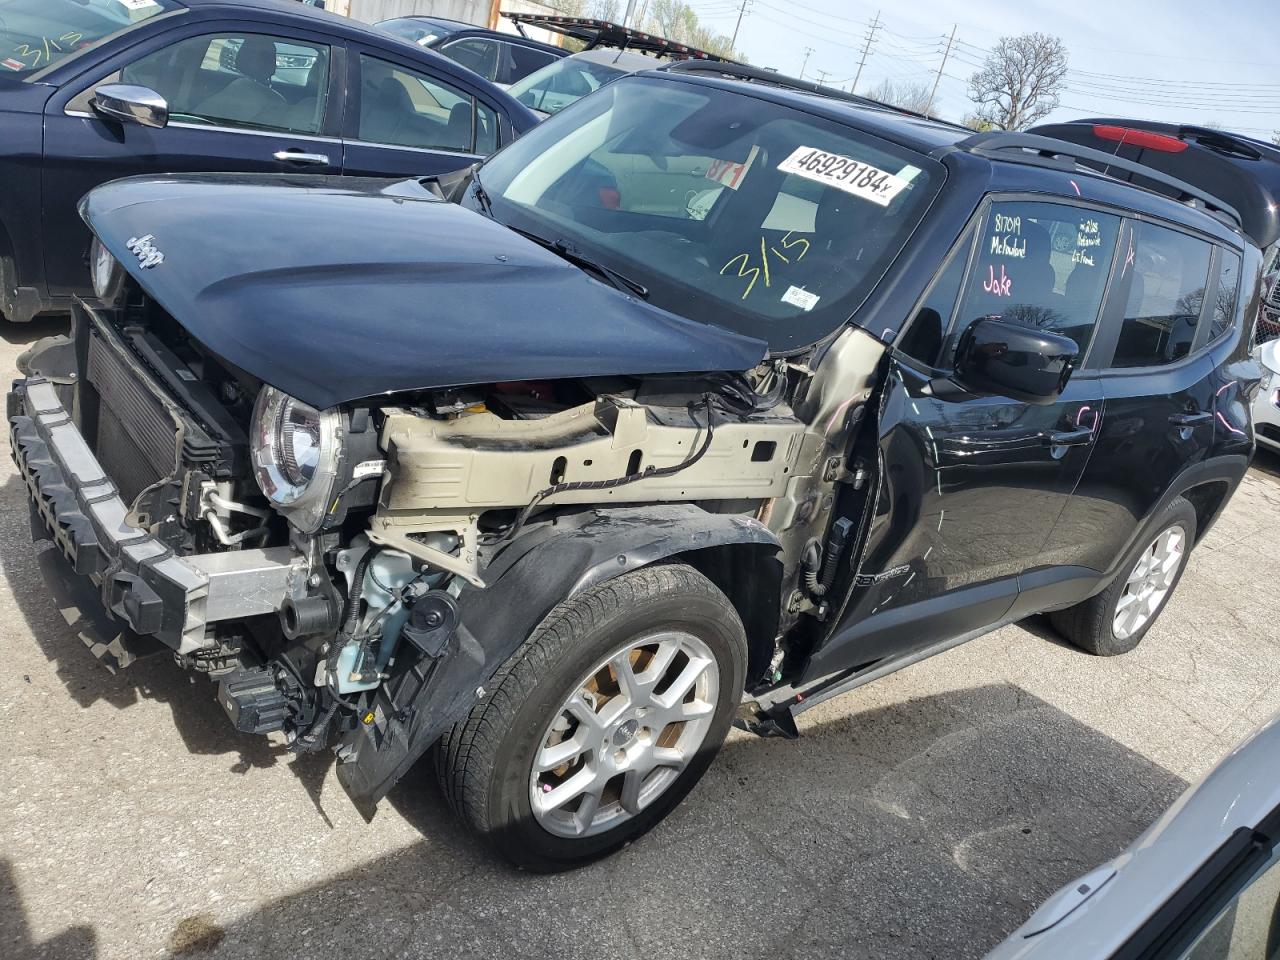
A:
[335,504,783,811]
[1179,478,1234,546]
[665,541,782,688]
[1102,455,1250,583]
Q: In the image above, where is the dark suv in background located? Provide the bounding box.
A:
[0,0,537,323]
[374,14,567,87]
[10,62,1268,870]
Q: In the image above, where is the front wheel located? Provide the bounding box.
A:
[437,563,747,871]
[1050,496,1196,656]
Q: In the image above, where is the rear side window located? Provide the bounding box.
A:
[949,200,1120,364]
[502,45,559,86]
[1209,249,1242,342]
[439,37,499,81]
[357,54,481,154]
[1112,222,1212,367]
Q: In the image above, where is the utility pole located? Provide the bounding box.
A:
[730,0,752,50]
[924,24,956,118]
[622,0,639,27]
[815,68,830,87]
[799,46,814,80]
[850,10,881,94]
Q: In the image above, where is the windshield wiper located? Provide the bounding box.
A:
[506,224,650,300]
[468,164,496,218]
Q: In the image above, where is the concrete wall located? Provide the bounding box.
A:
[345,0,490,27]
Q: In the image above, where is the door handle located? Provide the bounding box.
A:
[274,149,329,165]
[1045,427,1094,446]
[1169,412,1212,427]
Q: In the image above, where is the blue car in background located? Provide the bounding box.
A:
[0,0,539,322]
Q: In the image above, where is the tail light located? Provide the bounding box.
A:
[1092,125,1189,153]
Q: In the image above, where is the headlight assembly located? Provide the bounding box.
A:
[90,237,123,302]
[251,386,343,532]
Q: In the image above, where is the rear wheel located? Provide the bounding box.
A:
[437,563,746,871]
[1050,496,1196,656]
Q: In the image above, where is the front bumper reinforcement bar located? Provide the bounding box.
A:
[10,376,302,654]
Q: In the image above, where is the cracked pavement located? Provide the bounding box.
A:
[3,318,1279,959]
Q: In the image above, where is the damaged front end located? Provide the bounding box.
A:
[13,281,879,811]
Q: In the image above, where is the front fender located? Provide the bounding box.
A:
[335,505,781,811]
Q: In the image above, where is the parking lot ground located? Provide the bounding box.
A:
[3,319,1280,960]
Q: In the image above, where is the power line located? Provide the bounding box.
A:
[851,10,881,95]
[729,0,752,49]
[925,24,956,117]
[799,45,814,80]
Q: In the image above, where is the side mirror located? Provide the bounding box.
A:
[91,83,168,129]
[952,317,1078,405]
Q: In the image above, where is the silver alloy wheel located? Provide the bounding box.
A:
[1113,525,1186,640]
[529,630,720,839]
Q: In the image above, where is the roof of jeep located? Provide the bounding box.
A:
[647,69,972,152]
[646,69,1246,244]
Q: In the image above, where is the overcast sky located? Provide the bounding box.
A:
[686,0,1278,139]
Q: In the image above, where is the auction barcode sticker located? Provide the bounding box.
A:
[776,146,911,207]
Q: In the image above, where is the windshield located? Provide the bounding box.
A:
[508,56,630,116]
[375,16,457,47]
[0,0,177,76]
[480,76,942,349]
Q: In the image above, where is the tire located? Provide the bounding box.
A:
[1049,496,1197,656]
[437,563,747,872]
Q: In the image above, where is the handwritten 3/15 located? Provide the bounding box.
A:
[720,232,811,301]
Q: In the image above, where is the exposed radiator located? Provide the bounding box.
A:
[85,331,179,503]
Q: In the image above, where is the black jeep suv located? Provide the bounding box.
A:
[11,62,1266,871]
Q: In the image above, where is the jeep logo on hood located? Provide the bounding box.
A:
[126,234,164,269]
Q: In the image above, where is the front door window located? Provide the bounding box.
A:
[119,32,331,134]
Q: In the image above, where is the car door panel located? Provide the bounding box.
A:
[40,19,343,298]
[802,360,1103,682]
[1042,219,1221,575]
[803,196,1122,682]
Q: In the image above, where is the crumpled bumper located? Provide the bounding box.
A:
[10,376,303,654]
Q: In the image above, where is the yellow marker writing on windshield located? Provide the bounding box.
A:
[720,231,812,301]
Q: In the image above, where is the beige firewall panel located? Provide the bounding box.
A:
[378,396,806,512]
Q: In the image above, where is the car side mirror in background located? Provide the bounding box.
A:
[951,317,1078,405]
[91,83,169,129]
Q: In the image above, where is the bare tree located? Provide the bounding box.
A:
[545,0,588,16]
[644,0,740,59]
[586,0,621,20]
[1272,130,1280,147]
[967,32,1068,130]
[865,78,933,115]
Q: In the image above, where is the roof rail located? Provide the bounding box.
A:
[660,60,972,131]
[960,131,1244,231]
[662,60,876,104]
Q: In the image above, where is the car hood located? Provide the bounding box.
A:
[81,174,768,408]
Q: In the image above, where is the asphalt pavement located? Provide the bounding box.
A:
[3,318,1279,960]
